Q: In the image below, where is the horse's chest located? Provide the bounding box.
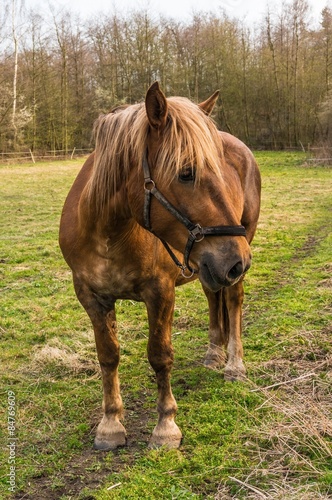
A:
[79,251,147,301]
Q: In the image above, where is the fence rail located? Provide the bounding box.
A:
[0,148,93,163]
[1,146,332,165]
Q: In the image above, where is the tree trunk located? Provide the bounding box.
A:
[11,0,18,149]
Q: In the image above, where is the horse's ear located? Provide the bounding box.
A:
[145,82,168,130]
[198,90,220,116]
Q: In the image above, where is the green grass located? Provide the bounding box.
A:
[0,152,331,499]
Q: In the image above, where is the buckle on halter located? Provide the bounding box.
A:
[190,224,204,242]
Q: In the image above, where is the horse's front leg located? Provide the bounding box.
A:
[74,280,126,450]
[143,281,182,449]
[203,280,246,381]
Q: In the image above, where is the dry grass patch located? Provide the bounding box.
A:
[229,356,332,499]
[28,336,100,377]
[216,482,332,499]
[215,369,332,499]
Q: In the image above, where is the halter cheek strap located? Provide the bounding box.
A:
[142,153,246,278]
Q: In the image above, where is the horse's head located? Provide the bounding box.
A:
[129,82,252,291]
[89,83,251,291]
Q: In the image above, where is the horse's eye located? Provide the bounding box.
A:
[178,167,195,183]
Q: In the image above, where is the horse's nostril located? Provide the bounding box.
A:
[227,261,244,281]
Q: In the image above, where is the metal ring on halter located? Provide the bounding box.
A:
[144,179,155,191]
[190,224,205,243]
[181,266,195,279]
[194,234,205,242]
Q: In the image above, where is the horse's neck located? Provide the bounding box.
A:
[78,182,135,235]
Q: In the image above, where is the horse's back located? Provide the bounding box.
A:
[59,153,94,266]
[220,131,260,187]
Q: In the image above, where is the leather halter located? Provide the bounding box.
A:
[142,153,246,278]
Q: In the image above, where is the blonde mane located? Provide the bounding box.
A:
[87,96,224,214]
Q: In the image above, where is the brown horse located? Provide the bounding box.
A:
[59,82,261,450]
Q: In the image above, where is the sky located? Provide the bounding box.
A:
[26,0,331,26]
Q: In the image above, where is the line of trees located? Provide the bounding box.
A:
[1,0,332,152]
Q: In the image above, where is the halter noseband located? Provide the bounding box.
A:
[142,153,246,278]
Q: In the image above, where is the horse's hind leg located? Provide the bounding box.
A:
[203,280,246,381]
[223,280,246,381]
[74,279,126,450]
[143,281,182,449]
[203,287,227,369]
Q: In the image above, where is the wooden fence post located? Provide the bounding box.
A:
[29,149,36,163]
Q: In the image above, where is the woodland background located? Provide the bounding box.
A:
[1,0,332,153]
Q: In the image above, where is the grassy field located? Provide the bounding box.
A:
[0,152,331,499]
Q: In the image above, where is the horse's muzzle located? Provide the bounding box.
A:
[198,251,251,291]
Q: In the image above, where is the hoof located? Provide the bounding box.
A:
[149,435,182,449]
[224,363,246,382]
[224,358,247,382]
[148,420,182,449]
[204,347,225,369]
[204,358,222,370]
[94,417,127,451]
[93,432,127,451]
